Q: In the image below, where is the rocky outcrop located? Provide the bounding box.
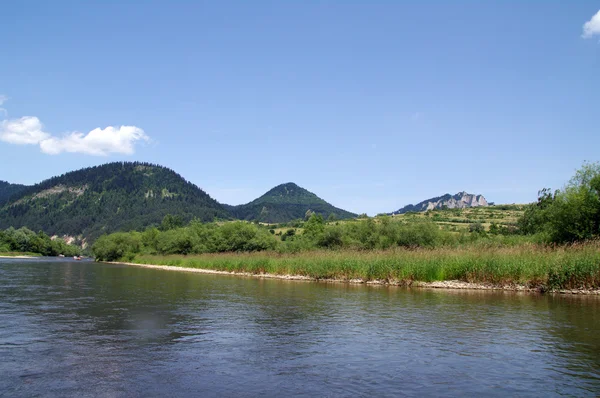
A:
[392,191,488,214]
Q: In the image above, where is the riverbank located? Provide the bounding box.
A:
[0,252,40,258]
[109,241,600,293]
[109,260,600,295]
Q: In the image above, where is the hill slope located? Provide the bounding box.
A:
[392,191,489,214]
[0,162,228,241]
[228,182,357,223]
[0,180,28,206]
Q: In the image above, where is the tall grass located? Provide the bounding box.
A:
[128,240,600,291]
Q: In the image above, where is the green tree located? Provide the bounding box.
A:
[518,162,600,243]
[161,214,184,231]
[303,213,325,241]
[93,232,142,261]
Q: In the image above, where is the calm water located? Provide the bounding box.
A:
[0,258,599,397]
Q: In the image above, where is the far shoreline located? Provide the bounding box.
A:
[107,261,600,296]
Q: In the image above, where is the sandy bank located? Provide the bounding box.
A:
[0,255,36,259]
[108,261,600,295]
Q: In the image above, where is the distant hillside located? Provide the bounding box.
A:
[0,180,28,206]
[0,162,228,241]
[228,182,357,223]
[392,191,489,214]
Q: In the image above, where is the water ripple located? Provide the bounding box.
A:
[0,259,599,397]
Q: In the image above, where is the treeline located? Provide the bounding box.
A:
[92,213,518,261]
[0,227,81,256]
[519,162,600,243]
[0,162,229,241]
[0,180,28,206]
[89,162,600,262]
[226,182,357,223]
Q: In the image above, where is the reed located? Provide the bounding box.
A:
[128,240,600,290]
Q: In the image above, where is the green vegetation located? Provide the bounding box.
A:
[4,160,600,291]
[0,164,359,241]
[518,162,600,243]
[94,213,474,261]
[0,227,80,257]
[0,252,42,257]
[0,162,229,241]
[128,241,600,291]
[227,182,356,223]
[95,211,600,290]
[391,204,524,234]
[0,180,28,206]
[91,163,600,291]
[93,210,535,261]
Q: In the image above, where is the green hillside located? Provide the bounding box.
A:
[389,204,525,233]
[0,180,28,206]
[228,182,357,223]
[0,162,229,241]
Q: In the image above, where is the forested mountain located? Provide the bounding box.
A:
[228,182,357,223]
[391,191,489,214]
[0,162,228,241]
[0,180,28,206]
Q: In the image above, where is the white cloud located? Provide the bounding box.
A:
[39,126,149,156]
[582,9,600,39]
[0,97,149,156]
[0,116,51,145]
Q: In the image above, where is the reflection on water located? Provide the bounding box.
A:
[0,258,599,396]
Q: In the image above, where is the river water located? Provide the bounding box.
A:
[0,258,599,397]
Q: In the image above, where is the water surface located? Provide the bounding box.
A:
[1,258,599,396]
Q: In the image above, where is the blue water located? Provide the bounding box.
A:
[1,258,599,397]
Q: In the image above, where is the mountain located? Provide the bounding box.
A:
[392,191,489,214]
[0,162,229,241]
[228,182,357,223]
[0,180,28,206]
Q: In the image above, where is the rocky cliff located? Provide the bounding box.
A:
[392,191,488,214]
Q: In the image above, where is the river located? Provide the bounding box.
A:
[0,258,599,396]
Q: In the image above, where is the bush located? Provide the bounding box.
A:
[93,232,142,261]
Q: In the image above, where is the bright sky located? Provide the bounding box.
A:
[1,2,599,215]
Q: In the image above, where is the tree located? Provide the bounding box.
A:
[469,222,485,234]
[518,162,600,243]
[303,213,325,240]
[160,214,184,231]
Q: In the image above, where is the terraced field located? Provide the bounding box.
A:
[390,204,525,233]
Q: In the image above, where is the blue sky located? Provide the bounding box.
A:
[1,1,599,215]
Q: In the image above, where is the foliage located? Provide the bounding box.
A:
[93,215,460,260]
[0,180,28,206]
[92,232,143,261]
[518,162,600,243]
[0,162,229,241]
[228,182,356,223]
[130,240,600,290]
[92,220,278,261]
[0,227,80,256]
[469,222,485,234]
